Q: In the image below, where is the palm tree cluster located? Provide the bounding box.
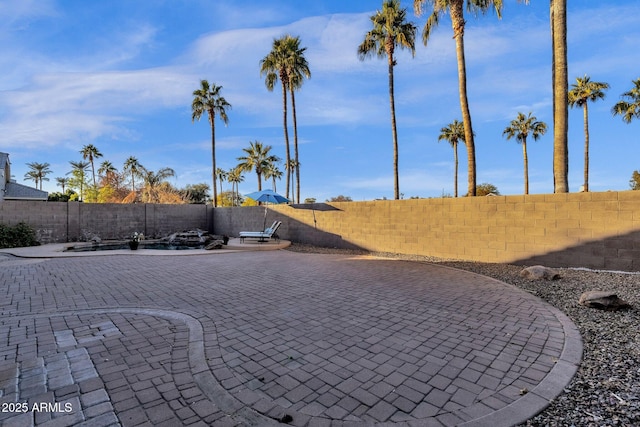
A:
[28,144,204,204]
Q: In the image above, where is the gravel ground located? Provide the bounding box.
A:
[285,243,640,427]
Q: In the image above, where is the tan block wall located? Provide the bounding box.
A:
[214,191,640,271]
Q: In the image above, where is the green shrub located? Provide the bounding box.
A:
[0,222,39,248]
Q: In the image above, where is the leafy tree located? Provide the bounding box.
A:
[25,162,52,190]
[475,183,500,196]
[237,141,280,191]
[80,144,103,189]
[630,170,640,190]
[48,189,77,202]
[327,195,353,202]
[358,0,416,200]
[191,80,231,207]
[438,119,466,197]
[217,190,236,207]
[568,75,609,192]
[550,0,568,192]
[304,197,316,204]
[181,183,210,204]
[612,78,640,124]
[67,160,90,201]
[414,0,507,196]
[502,112,547,194]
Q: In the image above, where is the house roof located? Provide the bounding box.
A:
[4,181,48,200]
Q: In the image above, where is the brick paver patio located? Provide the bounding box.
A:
[0,248,581,426]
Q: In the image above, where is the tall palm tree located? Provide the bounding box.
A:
[68,160,90,201]
[191,80,231,207]
[612,78,640,124]
[503,112,547,195]
[568,75,609,192]
[260,35,296,200]
[216,167,228,202]
[140,167,176,204]
[285,159,298,199]
[123,156,143,193]
[358,0,416,200]
[414,0,506,196]
[80,144,103,188]
[25,162,52,190]
[263,162,283,192]
[55,177,69,192]
[227,166,245,206]
[237,141,280,191]
[550,0,568,192]
[284,36,311,204]
[438,120,465,197]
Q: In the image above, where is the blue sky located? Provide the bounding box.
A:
[2,0,639,202]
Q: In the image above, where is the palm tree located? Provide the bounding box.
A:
[438,120,465,197]
[263,162,284,192]
[237,141,280,191]
[67,160,90,201]
[503,112,547,194]
[284,36,311,204]
[414,0,506,196]
[227,166,245,206]
[285,159,298,199]
[260,36,295,200]
[80,144,103,188]
[612,78,640,124]
[191,80,231,207]
[24,171,39,188]
[216,167,228,201]
[55,177,69,192]
[98,160,118,181]
[358,0,416,200]
[25,162,52,190]
[123,156,143,193]
[550,0,569,192]
[568,75,609,192]
[140,167,176,204]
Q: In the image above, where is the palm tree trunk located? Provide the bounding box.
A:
[388,51,400,200]
[281,83,291,199]
[551,0,569,192]
[453,141,458,198]
[451,3,476,197]
[210,111,218,207]
[583,103,589,192]
[523,140,529,195]
[291,88,300,204]
[257,172,262,191]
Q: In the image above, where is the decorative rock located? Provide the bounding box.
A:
[519,265,561,281]
[204,240,224,250]
[579,291,630,310]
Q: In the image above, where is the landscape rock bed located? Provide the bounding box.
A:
[286,243,640,426]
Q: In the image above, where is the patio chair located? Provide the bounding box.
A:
[239,221,282,243]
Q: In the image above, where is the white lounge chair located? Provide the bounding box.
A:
[239,221,282,243]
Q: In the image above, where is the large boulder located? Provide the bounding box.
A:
[204,240,224,250]
[579,291,630,311]
[519,265,561,281]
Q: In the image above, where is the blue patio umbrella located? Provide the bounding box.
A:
[245,189,290,231]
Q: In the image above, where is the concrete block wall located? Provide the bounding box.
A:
[213,191,640,271]
[0,201,210,243]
